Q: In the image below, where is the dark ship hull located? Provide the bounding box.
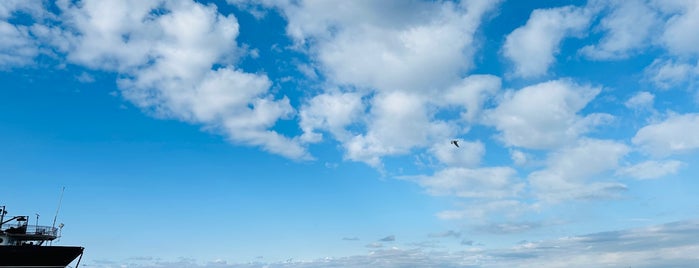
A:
[0,245,83,268]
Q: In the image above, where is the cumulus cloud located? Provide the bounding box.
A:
[484,79,611,150]
[45,0,310,159]
[0,0,44,19]
[279,0,500,93]
[632,113,699,156]
[429,140,484,168]
[617,160,684,179]
[509,149,529,166]
[503,5,591,77]
[660,1,699,56]
[298,91,365,143]
[645,59,698,90]
[581,0,659,60]
[411,166,523,199]
[624,91,655,110]
[0,0,47,69]
[0,21,38,68]
[528,139,630,202]
[343,91,454,166]
[231,0,501,167]
[441,74,501,122]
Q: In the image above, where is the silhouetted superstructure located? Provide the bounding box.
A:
[0,205,84,268]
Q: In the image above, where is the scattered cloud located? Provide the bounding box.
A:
[279,0,501,93]
[503,5,591,77]
[428,140,485,168]
[509,149,529,166]
[378,235,395,242]
[436,200,534,221]
[624,91,655,110]
[528,139,629,202]
[0,21,38,68]
[660,1,699,56]
[645,59,698,90]
[46,0,311,160]
[365,242,383,249]
[298,91,365,143]
[4,1,699,266]
[476,221,543,234]
[411,166,522,199]
[460,239,474,246]
[428,230,461,239]
[342,91,454,167]
[441,74,501,122]
[632,113,699,156]
[484,79,611,150]
[581,0,659,60]
[89,220,699,268]
[617,160,684,179]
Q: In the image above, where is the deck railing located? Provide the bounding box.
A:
[1,223,59,237]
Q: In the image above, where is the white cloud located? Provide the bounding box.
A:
[428,230,461,238]
[0,21,37,68]
[47,0,310,160]
[0,0,48,69]
[660,1,699,56]
[298,91,365,143]
[343,91,455,166]
[617,160,684,179]
[503,5,591,77]
[411,166,523,199]
[429,140,484,168]
[624,91,655,110]
[510,149,529,166]
[101,220,699,268]
[436,199,532,221]
[645,59,697,90]
[442,74,501,122]
[264,0,501,93]
[229,0,502,167]
[0,0,44,19]
[632,113,699,156]
[484,79,611,150]
[528,139,630,202]
[581,0,659,60]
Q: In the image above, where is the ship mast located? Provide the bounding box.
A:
[51,187,65,230]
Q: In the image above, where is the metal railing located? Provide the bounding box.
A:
[1,223,58,237]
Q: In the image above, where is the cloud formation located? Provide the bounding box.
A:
[633,113,699,156]
[484,79,610,150]
[40,0,311,159]
[581,0,659,59]
[503,6,591,77]
[4,1,699,263]
[91,220,699,268]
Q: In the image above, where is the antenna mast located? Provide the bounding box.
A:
[52,187,65,229]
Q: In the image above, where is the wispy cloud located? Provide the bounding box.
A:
[428,230,461,239]
[378,235,395,242]
[91,220,699,268]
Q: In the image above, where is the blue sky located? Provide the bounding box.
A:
[2,0,699,267]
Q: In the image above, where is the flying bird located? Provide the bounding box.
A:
[451,140,459,147]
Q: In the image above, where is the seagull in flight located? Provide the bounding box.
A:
[451,140,459,148]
